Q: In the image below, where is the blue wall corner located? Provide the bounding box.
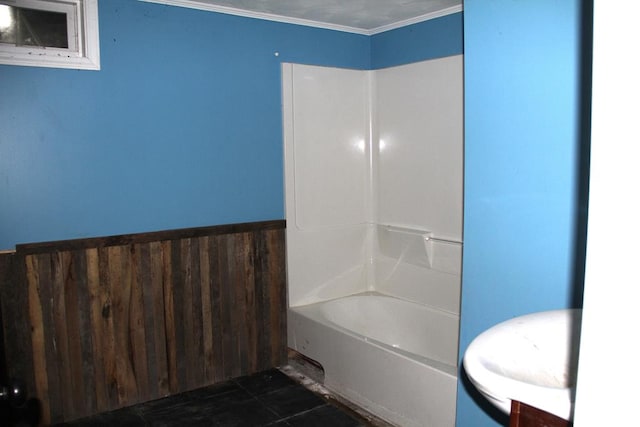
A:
[456,1,586,426]
[371,12,463,69]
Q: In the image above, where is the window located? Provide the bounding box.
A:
[0,0,99,70]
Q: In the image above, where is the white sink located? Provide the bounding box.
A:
[463,309,581,421]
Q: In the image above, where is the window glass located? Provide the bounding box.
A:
[0,5,69,48]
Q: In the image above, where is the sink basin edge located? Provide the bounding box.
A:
[463,309,581,421]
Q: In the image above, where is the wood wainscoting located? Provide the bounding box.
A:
[0,220,287,425]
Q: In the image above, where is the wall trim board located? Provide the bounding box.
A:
[16,220,286,255]
[139,0,462,36]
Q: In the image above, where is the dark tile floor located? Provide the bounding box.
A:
[55,369,368,427]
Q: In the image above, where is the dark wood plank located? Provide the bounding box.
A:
[242,232,257,374]
[109,245,138,407]
[130,244,150,402]
[73,249,97,418]
[61,251,86,419]
[25,254,52,425]
[188,238,205,389]
[51,252,75,420]
[179,239,196,390]
[86,247,108,414]
[162,240,178,394]
[0,252,11,384]
[208,235,225,383]
[170,240,187,391]
[198,236,215,385]
[232,233,249,377]
[225,235,241,379]
[38,253,64,424]
[252,231,271,372]
[149,241,169,396]
[98,246,119,411]
[137,242,159,400]
[218,235,234,380]
[0,252,36,393]
[267,229,287,366]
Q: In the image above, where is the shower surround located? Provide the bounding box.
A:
[283,55,463,426]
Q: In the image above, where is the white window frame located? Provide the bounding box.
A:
[0,0,100,70]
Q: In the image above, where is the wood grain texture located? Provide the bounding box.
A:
[1,221,286,424]
[0,252,35,389]
[510,400,572,427]
[86,248,108,414]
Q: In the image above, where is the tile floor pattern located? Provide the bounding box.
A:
[55,369,368,427]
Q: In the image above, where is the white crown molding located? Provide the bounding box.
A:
[139,0,370,34]
[368,5,463,35]
[139,0,462,36]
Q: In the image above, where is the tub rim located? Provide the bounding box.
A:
[290,292,459,377]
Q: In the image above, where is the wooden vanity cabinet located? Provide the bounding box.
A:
[510,400,572,427]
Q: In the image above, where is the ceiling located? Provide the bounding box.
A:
[143,0,463,34]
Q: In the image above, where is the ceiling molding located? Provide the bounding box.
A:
[139,0,462,36]
[368,5,463,35]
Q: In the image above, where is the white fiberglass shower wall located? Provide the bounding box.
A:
[284,65,372,306]
[283,56,463,427]
[374,57,463,311]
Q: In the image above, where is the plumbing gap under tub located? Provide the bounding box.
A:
[282,348,395,427]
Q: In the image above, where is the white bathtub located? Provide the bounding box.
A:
[288,293,459,427]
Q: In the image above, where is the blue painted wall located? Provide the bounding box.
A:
[456,1,586,426]
[0,3,463,250]
[371,12,463,68]
[0,0,369,249]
